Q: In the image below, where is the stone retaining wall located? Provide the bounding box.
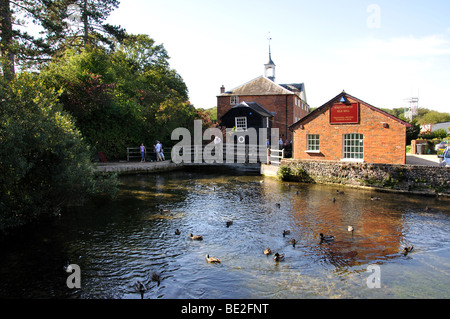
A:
[279,159,450,196]
[95,161,184,175]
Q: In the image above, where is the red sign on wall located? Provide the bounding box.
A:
[330,103,359,124]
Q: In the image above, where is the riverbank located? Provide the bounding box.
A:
[95,160,184,175]
[94,159,449,197]
[273,159,450,197]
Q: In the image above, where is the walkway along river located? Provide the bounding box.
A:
[0,165,449,298]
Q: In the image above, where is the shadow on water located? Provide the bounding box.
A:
[0,166,449,299]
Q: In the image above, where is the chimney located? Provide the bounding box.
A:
[220,85,225,94]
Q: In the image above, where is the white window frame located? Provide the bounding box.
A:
[230,96,239,105]
[235,117,247,131]
[342,133,364,162]
[306,134,320,153]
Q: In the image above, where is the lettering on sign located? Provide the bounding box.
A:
[330,102,359,124]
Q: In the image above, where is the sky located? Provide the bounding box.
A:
[106,0,450,113]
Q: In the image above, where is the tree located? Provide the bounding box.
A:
[65,0,125,49]
[41,35,192,159]
[417,111,450,125]
[0,0,16,80]
[0,73,118,232]
[0,0,125,78]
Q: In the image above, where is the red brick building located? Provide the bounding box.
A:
[289,91,412,165]
[217,48,309,143]
[217,76,309,143]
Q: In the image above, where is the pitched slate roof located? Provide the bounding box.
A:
[289,91,412,131]
[219,75,305,97]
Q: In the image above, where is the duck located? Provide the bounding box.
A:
[159,208,170,213]
[264,247,272,255]
[189,233,203,240]
[226,220,233,228]
[348,225,354,232]
[402,246,414,255]
[135,280,146,299]
[370,196,381,201]
[282,230,290,237]
[151,272,161,286]
[336,190,345,195]
[206,254,221,264]
[332,197,336,203]
[275,203,281,208]
[319,233,334,242]
[273,252,285,262]
[175,229,181,235]
[289,238,297,247]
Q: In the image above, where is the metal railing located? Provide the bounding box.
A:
[127,147,171,162]
[128,144,283,165]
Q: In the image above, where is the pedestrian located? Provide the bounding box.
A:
[279,137,283,149]
[160,142,165,161]
[155,140,162,161]
[140,143,146,162]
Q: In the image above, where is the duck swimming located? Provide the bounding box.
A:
[319,233,334,242]
[273,253,285,262]
[189,233,203,240]
[175,229,181,235]
[289,238,297,247]
[370,196,381,201]
[264,247,272,255]
[403,246,414,255]
[226,221,233,228]
[283,230,290,237]
[135,280,146,299]
[206,254,221,264]
[152,272,161,286]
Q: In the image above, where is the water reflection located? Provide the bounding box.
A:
[0,167,449,299]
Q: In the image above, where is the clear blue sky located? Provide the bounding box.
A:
[107,0,450,113]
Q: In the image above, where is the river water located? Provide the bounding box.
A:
[1,166,449,299]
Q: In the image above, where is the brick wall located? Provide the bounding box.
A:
[292,96,408,165]
[218,94,309,142]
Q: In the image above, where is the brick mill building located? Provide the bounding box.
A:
[217,46,309,144]
[289,91,412,165]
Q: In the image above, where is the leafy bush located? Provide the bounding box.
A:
[0,74,118,232]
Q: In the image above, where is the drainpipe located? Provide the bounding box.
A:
[286,95,289,142]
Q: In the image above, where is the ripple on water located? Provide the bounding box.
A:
[1,171,449,299]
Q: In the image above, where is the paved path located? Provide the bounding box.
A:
[406,154,441,167]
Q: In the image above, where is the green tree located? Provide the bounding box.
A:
[418,110,450,125]
[64,0,125,49]
[0,73,118,232]
[41,35,192,159]
[0,0,125,78]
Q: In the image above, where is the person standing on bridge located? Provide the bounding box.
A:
[155,140,163,161]
[140,143,146,162]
